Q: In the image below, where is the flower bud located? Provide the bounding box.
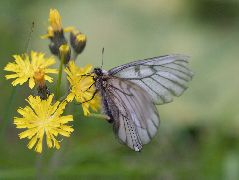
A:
[70,30,87,55]
[59,44,71,64]
[49,30,67,56]
[49,9,62,32]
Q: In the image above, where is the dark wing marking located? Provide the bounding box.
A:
[108,54,193,104]
[104,77,159,151]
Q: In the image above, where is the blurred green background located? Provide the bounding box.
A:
[0,0,239,179]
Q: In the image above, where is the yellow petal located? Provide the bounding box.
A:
[82,103,90,116]
[5,74,19,79]
[27,135,38,149]
[29,78,35,89]
[43,57,56,67]
[45,68,58,74]
[4,63,17,71]
[60,125,74,132]
[57,129,71,137]
[64,26,75,32]
[19,128,38,139]
[53,138,60,149]
[46,130,53,148]
[45,75,53,83]
[59,115,73,123]
[35,129,44,153]
[66,93,75,102]
[12,77,28,86]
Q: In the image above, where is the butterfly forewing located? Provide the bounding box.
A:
[108,54,193,104]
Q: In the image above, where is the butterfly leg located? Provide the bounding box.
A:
[74,90,98,105]
[88,113,111,121]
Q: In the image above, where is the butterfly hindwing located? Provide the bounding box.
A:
[103,77,159,151]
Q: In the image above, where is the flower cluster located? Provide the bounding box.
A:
[41,9,86,62]
[3,9,100,153]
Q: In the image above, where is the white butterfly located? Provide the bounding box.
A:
[93,54,193,151]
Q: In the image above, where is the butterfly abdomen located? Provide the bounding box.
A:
[102,97,114,123]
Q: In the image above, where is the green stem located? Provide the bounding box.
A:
[71,51,78,61]
[89,113,109,120]
[55,55,65,100]
[0,86,17,140]
[47,102,73,178]
[36,154,44,180]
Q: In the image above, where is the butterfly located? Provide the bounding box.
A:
[92,54,193,151]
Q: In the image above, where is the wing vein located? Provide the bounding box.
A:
[149,76,175,96]
[154,73,188,90]
[139,79,166,102]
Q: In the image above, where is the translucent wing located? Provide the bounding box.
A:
[103,77,159,151]
[108,54,193,104]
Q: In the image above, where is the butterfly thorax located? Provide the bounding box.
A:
[93,68,114,123]
[93,68,109,88]
[93,67,110,95]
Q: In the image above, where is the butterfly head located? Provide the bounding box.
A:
[94,68,108,76]
[93,68,103,76]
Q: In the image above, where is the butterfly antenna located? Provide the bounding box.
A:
[101,47,104,69]
[25,21,35,53]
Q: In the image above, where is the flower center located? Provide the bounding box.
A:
[37,115,54,128]
[34,69,45,87]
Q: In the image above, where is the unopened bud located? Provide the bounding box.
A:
[49,9,62,32]
[70,30,86,55]
[49,30,67,56]
[59,44,71,64]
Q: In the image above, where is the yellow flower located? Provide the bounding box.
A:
[4,51,58,89]
[65,61,101,116]
[41,9,62,39]
[49,9,62,32]
[41,8,75,39]
[14,95,74,153]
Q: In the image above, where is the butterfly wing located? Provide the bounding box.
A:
[108,54,193,104]
[103,77,159,151]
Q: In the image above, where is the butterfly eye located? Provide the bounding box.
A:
[94,68,103,76]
